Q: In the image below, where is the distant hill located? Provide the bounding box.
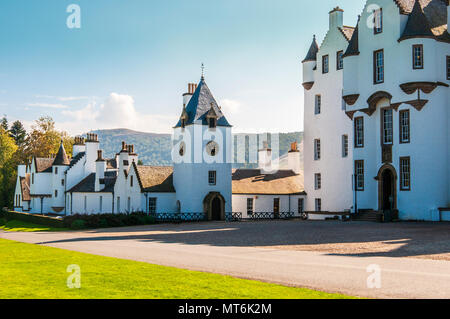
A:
[91,128,303,168]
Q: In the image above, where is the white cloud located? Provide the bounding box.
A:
[25,102,70,109]
[57,93,177,135]
[219,99,242,115]
[35,95,91,101]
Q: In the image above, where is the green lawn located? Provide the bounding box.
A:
[0,220,68,232]
[0,239,355,299]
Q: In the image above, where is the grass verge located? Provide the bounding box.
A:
[0,220,68,232]
[0,239,355,299]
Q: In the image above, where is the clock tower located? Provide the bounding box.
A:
[172,75,232,220]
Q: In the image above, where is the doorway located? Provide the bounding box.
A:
[203,192,225,221]
[377,164,397,211]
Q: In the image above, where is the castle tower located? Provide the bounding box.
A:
[172,75,232,220]
[51,140,70,213]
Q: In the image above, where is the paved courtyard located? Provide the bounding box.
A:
[2,220,450,298]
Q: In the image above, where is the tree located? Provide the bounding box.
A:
[0,129,18,209]
[1,115,8,131]
[9,120,27,147]
[23,116,74,162]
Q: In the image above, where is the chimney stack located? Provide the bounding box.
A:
[329,6,344,30]
[258,141,273,174]
[95,150,106,192]
[183,83,197,107]
[288,142,302,175]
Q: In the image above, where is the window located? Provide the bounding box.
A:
[382,109,393,144]
[322,55,329,74]
[181,119,186,128]
[209,118,216,129]
[298,198,304,214]
[412,45,423,69]
[447,56,450,80]
[315,95,321,115]
[337,51,344,70]
[342,135,349,157]
[314,173,321,190]
[61,179,64,186]
[399,110,410,143]
[149,198,157,214]
[247,198,254,215]
[273,198,280,213]
[315,198,322,212]
[208,171,216,185]
[354,117,364,148]
[55,190,58,197]
[314,139,321,160]
[355,160,364,191]
[99,196,103,211]
[374,49,384,84]
[84,196,87,212]
[127,197,131,212]
[374,8,383,34]
[117,197,120,212]
[32,173,34,184]
[55,167,58,175]
[400,157,411,191]
[130,175,133,187]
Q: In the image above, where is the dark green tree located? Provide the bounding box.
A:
[0,115,8,131]
[9,120,27,147]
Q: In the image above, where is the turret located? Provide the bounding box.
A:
[95,150,106,192]
[302,35,319,90]
[51,140,70,213]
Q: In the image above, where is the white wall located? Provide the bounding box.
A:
[232,194,306,218]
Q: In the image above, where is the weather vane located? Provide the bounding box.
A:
[201,63,205,80]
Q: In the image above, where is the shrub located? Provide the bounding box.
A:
[70,220,86,230]
[3,211,64,228]
[63,212,155,230]
[0,218,7,226]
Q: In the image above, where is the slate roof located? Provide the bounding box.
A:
[67,171,117,193]
[339,26,355,41]
[20,174,31,201]
[302,35,319,62]
[343,16,360,58]
[232,169,305,195]
[106,158,117,169]
[135,164,175,193]
[34,158,54,173]
[174,78,231,128]
[396,0,448,40]
[53,141,70,166]
[69,152,85,168]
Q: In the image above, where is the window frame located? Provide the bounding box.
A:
[322,55,329,74]
[298,198,304,214]
[315,94,321,115]
[336,50,344,70]
[314,139,321,161]
[400,157,411,191]
[149,197,157,214]
[246,198,254,215]
[273,198,280,213]
[354,117,364,148]
[314,173,322,190]
[447,56,450,80]
[342,134,349,157]
[373,8,383,34]
[382,108,394,145]
[373,49,384,84]
[399,110,410,144]
[208,170,217,186]
[354,160,365,191]
[412,44,424,70]
[315,198,322,212]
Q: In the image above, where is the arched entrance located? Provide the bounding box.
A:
[376,164,397,211]
[203,192,225,221]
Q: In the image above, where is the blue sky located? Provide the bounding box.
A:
[0,0,365,134]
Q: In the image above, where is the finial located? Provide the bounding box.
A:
[201,63,205,80]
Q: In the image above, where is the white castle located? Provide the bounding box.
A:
[302,0,449,221]
[13,77,305,219]
[13,0,449,222]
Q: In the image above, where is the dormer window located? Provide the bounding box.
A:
[181,119,186,128]
[208,117,216,129]
[374,8,383,34]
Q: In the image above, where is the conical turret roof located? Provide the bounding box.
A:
[302,35,319,63]
[399,0,434,41]
[53,140,70,166]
